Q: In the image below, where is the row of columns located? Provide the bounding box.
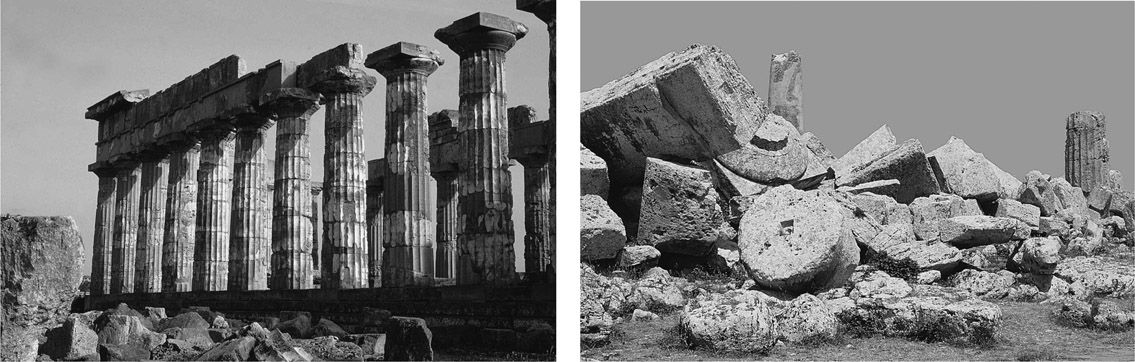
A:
[89,8,553,295]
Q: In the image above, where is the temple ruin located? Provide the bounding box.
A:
[82,2,555,341]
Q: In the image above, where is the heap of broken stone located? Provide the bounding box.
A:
[579,44,1135,351]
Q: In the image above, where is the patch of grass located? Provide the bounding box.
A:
[862,248,921,282]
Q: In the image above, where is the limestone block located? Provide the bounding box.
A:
[909,194,983,241]
[738,186,860,294]
[926,137,1002,201]
[1,216,85,329]
[618,245,661,271]
[581,195,626,261]
[638,158,727,256]
[678,290,778,353]
[384,317,433,361]
[1011,237,1062,275]
[995,198,1041,228]
[581,145,610,199]
[836,139,941,204]
[865,224,961,271]
[833,125,896,176]
[939,216,1030,248]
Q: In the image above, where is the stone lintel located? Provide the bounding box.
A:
[86,90,149,121]
[365,42,445,77]
[517,0,554,23]
[435,12,528,54]
[296,43,365,90]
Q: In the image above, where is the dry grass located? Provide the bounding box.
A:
[581,301,1135,361]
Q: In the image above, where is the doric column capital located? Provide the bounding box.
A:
[231,111,275,132]
[307,67,377,97]
[156,132,201,153]
[517,0,555,25]
[258,88,322,120]
[193,120,238,143]
[88,161,119,177]
[435,12,528,55]
[366,42,444,78]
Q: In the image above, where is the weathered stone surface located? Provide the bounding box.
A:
[837,179,902,195]
[98,315,167,351]
[580,265,617,333]
[959,244,1014,271]
[1039,217,1070,237]
[100,343,151,361]
[1091,300,1135,331]
[849,270,913,299]
[252,328,313,362]
[384,317,433,361]
[1012,237,1061,275]
[617,245,661,271]
[995,199,1041,228]
[41,317,99,360]
[836,284,1002,345]
[625,267,687,313]
[836,139,941,204]
[909,193,982,241]
[991,166,1023,200]
[939,216,1030,248]
[865,224,962,271]
[701,159,769,200]
[1055,256,1135,298]
[311,319,349,339]
[717,114,808,184]
[580,195,626,261]
[276,314,312,339]
[638,158,726,256]
[917,270,942,284]
[768,293,838,343]
[580,44,766,188]
[160,312,210,331]
[581,145,610,199]
[738,186,860,294]
[851,192,913,226]
[1018,171,1088,218]
[161,327,214,349]
[833,125,896,176]
[768,51,804,130]
[927,137,1003,200]
[193,336,255,361]
[1065,111,1110,192]
[1,216,85,329]
[678,289,779,353]
[293,336,364,362]
[947,269,1016,299]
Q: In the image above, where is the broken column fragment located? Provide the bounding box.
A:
[717,114,807,184]
[367,41,442,287]
[767,51,803,130]
[638,158,727,256]
[1065,111,1110,193]
[926,137,1002,201]
[436,12,527,285]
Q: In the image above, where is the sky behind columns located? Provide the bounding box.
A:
[1,0,551,274]
[582,1,1133,193]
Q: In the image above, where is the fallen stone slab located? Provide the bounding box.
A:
[41,317,99,361]
[98,315,167,351]
[1,216,85,331]
[617,245,661,271]
[910,194,983,241]
[767,293,839,343]
[161,311,211,331]
[580,44,764,188]
[1011,237,1061,275]
[834,284,1002,346]
[580,195,626,261]
[836,138,941,204]
[833,125,896,176]
[837,179,902,195]
[926,137,1002,201]
[678,289,778,353]
[996,198,1041,228]
[738,186,859,294]
[99,343,151,361]
[865,224,962,271]
[851,192,913,227]
[1055,256,1135,298]
[637,158,726,256]
[624,267,688,314]
[312,319,349,339]
[947,269,1017,299]
[252,329,313,362]
[193,336,255,361]
[701,159,769,199]
[939,216,1030,248]
[581,144,610,199]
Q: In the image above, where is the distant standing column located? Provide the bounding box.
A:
[1065,111,1110,192]
[90,164,117,296]
[310,183,322,281]
[135,151,169,293]
[436,12,528,285]
[518,0,557,275]
[509,106,553,274]
[433,171,458,278]
[365,159,384,287]
[367,42,443,287]
[229,113,273,291]
[262,88,322,290]
[768,51,804,131]
[161,137,201,292]
[111,159,141,294]
[311,65,376,290]
[194,126,237,291]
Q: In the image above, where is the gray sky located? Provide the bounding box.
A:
[582,1,1133,194]
[2,0,551,274]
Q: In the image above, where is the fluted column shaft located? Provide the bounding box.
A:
[135,154,169,293]
[1065,111,1110,192]
[521,158,552,272]
[229,117,272,291]
[366,175,384,287]
[91,168,117,296]
[162,140,200,292]
[262,89,322,290]
[311,185,321,279]
[111,161,141,294]
[313,72,375,290]
[194,127,236,291]
[434,172,459,278]
[369,47,440,288]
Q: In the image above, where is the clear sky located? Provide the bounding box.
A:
[582,1,1133,194]
[1,0,551,274]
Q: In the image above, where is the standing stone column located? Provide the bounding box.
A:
[310,69,376,290]
[518,0,557,275]
[229,113,273,291]
[111,159,141,294]
[310,183,322,281]
[366,42,443,287]
[135,151,169,293]
[261,88,322,290]
[509,106,553,274]
[436,12,528,285]
[429,110,460,279]
[1066,111,1110,192]
[768,51,804,131]
[161,137,200,292]
[90,164,117,296]
[194,125,237,291]
[366,159,384,287]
